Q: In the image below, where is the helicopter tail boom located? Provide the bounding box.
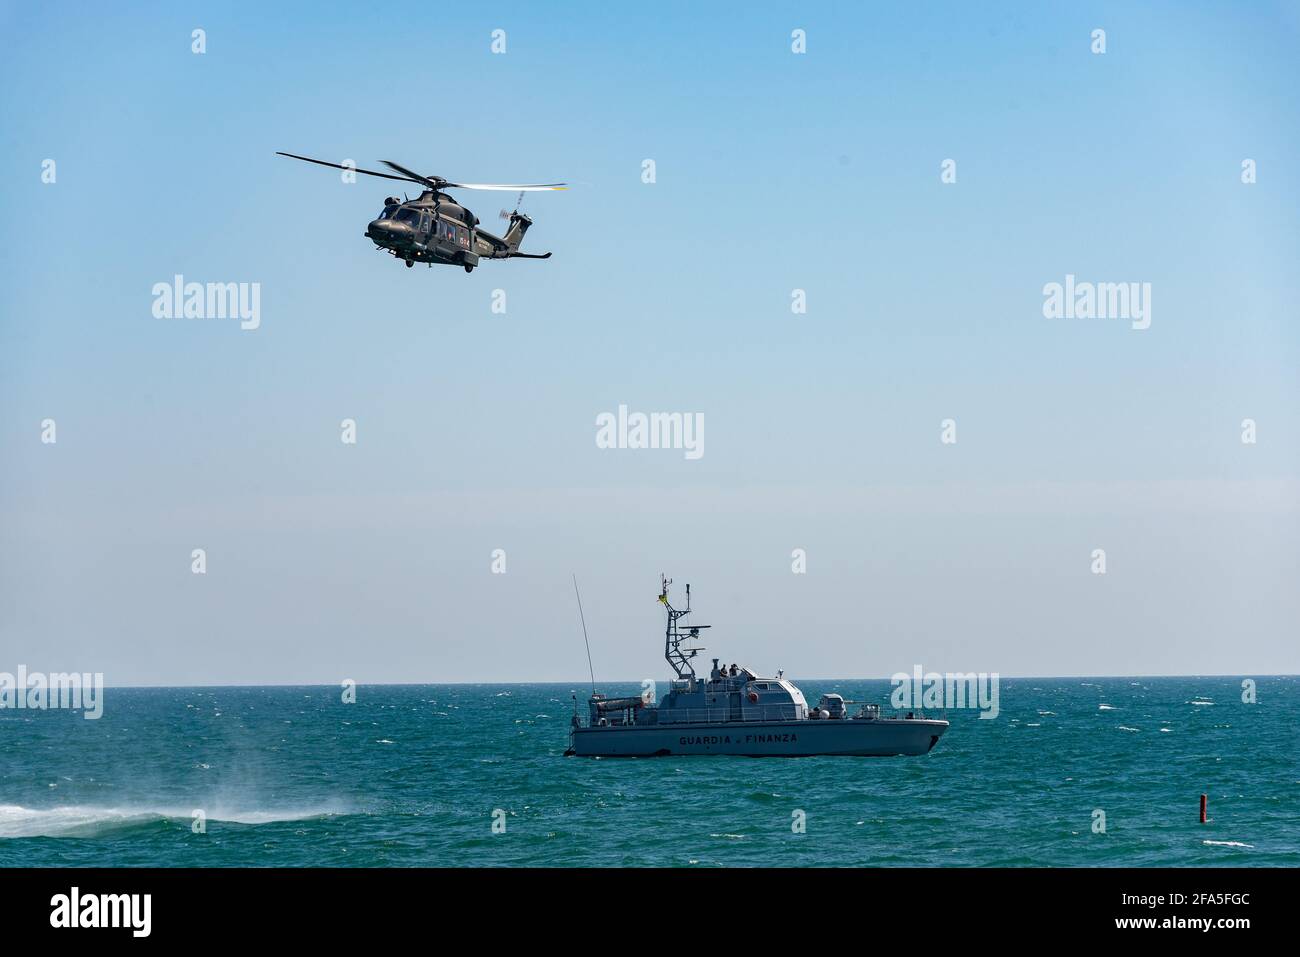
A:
[498,211,551,259]
[502,212,533,252]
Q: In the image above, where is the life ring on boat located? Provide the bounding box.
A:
[747,690,759,704]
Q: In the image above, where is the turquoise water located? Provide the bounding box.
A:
[1,677,1295,866]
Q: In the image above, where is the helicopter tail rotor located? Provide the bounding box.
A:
[499,190,527,222]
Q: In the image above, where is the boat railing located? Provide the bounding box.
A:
[574,702,947,729]
[657,704,803,725]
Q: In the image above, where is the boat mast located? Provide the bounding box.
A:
[659,574,709,679]
[573,574,596,696]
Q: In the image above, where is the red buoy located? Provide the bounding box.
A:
[1200,793,1208,824]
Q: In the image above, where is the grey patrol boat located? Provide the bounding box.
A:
[566,577,948,758]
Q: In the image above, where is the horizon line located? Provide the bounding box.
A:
[27,672,1298,691]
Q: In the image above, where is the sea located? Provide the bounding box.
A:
[1,676,1295,867]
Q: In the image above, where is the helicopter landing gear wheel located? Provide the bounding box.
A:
[405,259,414,268]
[463,264,474,273]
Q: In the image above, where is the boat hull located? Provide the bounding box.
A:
[571,718,948,757]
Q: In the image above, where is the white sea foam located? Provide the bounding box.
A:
[0,802,347,838]
[1202,840,1254,849]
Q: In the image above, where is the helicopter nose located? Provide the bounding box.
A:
[366,219,409,243]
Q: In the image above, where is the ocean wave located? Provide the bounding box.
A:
[0,803,348,839]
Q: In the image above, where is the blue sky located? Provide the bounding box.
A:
[1,1,1297,684]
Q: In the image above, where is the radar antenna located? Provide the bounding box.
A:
[658,574,710,679]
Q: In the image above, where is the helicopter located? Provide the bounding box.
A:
[276,151,566,272]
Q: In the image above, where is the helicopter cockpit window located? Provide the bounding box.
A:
[378,204,398,220]
[393,208,421,226]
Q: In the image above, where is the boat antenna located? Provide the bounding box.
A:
[573,574,596,696]
[660,573,709,680]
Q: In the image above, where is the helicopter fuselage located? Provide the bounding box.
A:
[365,189,537,271]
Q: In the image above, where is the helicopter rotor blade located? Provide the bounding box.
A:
[275,152,424,185]
[279,152,566,193]
[444,182,567,191]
